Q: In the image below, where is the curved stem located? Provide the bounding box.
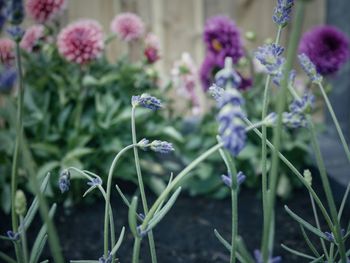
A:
[308,116,347,263]
[141,142,223,229]
[131,106,158,263]
[318,82,350,163]
[260,25,282,257]
[103,144,135,257]
[262,2,305,261]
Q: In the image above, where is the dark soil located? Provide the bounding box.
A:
[1,178,349,263]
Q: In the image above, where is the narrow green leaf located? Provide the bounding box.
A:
[24,173,51,230]
[115,184,131,207]
[281,244,316,260]
[338,182,350,221]
[128,197,138,238]
[111,227,125,255]
[213,230,246,263]
[29,204,57,263]
[0,252,16,263]
[309,255,325,263]
[299,225,320,258]
[145,187,182,232]
[284,206,328,240]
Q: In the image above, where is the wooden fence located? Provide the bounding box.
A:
[55,0,325,74]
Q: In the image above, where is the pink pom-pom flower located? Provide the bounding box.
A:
[0,39,15,66]
[26,0,67,24]
[20,25,46,52]
[57,19,104,65]
[110,13,145,42]
[144,33,160,64]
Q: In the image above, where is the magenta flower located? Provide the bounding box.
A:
[20,25,45,52]
[144,33,160,64]
[110,13,145,42]
[203,15,244,64]
[57,20,104,65]
[26,0,67,24]
[0,39,15,66]
[299,25,349,75]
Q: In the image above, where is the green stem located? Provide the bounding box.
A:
[11,43,24,234]
[308,116,347,263]
[141,143,223,229]
[262,3,306,261]
[309,193,330,261]
[131,107,158,263]
[132,238,141,263]
[16,46,64,263]
[103,144,135,257]
[19,216,28,263]
[260,25,282,255]
[318,82,350,163]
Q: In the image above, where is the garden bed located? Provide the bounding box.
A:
[1,177,348,263]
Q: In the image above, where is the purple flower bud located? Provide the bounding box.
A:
[7,26,24,42]
[132,93,162,110]
[137,138,150,150]
[254,249,282,263]
[221,171,246,188]
[298,54,322,84]
[58,169,70,193]
[98,251,112,263]
[137,225,148,238]
[87,177,102,187]
[150,140,174,154]
[5,0,24,26]
[7,230,19,241]
[273,0,294,27]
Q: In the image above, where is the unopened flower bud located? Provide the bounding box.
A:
[303,169,312,186]
[59,169,71,193]
[245,31,256,41]
[15,190,27,216]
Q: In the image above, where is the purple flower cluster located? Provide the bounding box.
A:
[255,43,285,86]
[132,93,162,110]
[298,54,322,83]
[200,16,245,91]
[299,25,349,75]
[272,0,294,27]
[210,84,247,156]
[150,140,174,154]
[214,57,241,89]
[221,171,246,188]
[5,0,24,26]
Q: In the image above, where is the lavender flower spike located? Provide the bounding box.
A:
[298,53,323,84]
[58,169,70,193]
[87,177,102,187]
[255,43,285,86]
[150,140,174,154]
[273,0,294,27]
[214,57,241,89]
[131,93,162,110]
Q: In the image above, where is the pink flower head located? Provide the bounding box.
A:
[0,39,15,66]
[57,19,104,65]
[20,25,46,52]
[171,52,199,106]
[144,33,160,64]
[26,0,67,24]
[110,13,145,42]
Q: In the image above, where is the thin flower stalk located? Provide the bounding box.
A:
[317,82,350,163]
[131,106,158,263]
[262,3,306,260]
[260,25,283,244]
[19,215,28,263]
[103,144,135,258]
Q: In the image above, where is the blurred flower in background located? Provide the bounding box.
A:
[57,19,104,65]
[299,25,350,75]
[171,52,201,114]
[110,12,145,42]
[20,24,45,52]
[0,38,15,66]
[200,15,244,91]
[0,66,17,93]
[144,33,160,64]
[26,0,67,24]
